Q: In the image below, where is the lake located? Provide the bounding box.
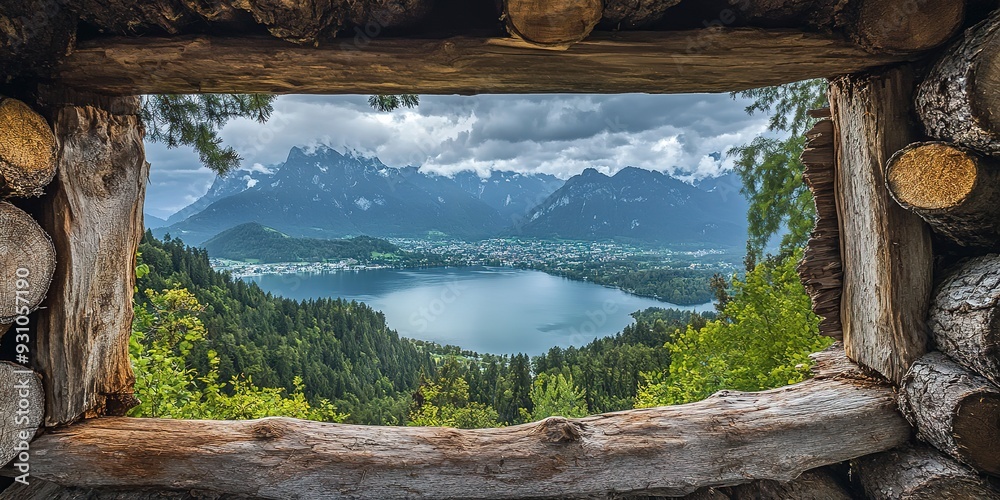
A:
[245,266,713,355]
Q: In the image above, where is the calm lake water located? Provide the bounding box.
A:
[245,266,713,355]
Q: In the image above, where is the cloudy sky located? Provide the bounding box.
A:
[144,93,769,219]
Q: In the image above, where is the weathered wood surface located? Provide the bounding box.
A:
[853,443,1000,499]
[737,0,965,54]
[0,98,57,198]
[33,94,147,426]
[798,110,843,339]
[0,0,76,80]
[51,31,910,95]
[917,9,1000,155]
[503,0,603,47]
[899,351,1000,475]
[14,347,909,499]
[842,0,965,54]
[886,142,1000,251]
[0,469,853,500]
[0,362,43,469]
[719,467,852,499]
[74,0,435,45]
[930,254,1000,385]
[0,201,56,323]
[601,0,680,29]
[0,480,247,500]
[829,66,934,384]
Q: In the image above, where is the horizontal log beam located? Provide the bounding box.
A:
[11,347,910,499]
[52,30,909,95]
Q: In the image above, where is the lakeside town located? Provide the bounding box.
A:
[210,238,742,278]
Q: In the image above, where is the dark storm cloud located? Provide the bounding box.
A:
[144,93,772,218]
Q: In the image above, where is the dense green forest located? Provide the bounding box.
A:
[137,232,435,424]
[202,222,445,266]
[133,232,826,428]
[526,260,715,305]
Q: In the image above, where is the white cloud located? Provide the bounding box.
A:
[144,93,772,218]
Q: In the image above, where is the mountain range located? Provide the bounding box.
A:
[514,167,747,246]
[153,146,748,247]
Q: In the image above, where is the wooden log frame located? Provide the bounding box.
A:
[797,108,843,339]
[0,0,77,80]
[736,0,965,54]
[0,98,57,198]
[852,443,1000,499]
[699,466,853,500]
[899,351,1000,475]
[601,0,681,30]
[917,8,1000,155]
[0,362,43,471]
[7,347,911,499]
[886,142,1000,251]
[0,468,854,500]
[73,0,436,46]
[929,254,1000,385]
[32,92,148,426]
[0,202,56,324]
[503,0,603,47]
[829,66,934,384]
[50,30,911,96]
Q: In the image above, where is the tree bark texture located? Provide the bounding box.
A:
[853,442,1000,499]
[33,94,147,426]
[50,31,910,96]
[9,347,910,499]
[917,9,1000,156]
[899,351,1000,475]
[929,253,1000,385]
[829,66,934,384]
[798,110,843,339]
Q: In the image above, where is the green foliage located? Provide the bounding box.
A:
[129,286,347,422]
[523,372,587,420]
[729,79,828,265]
[528,261,715,306]
[408,359,501,429]
[635,250,832,407]
[137,232,435,424]
[142,94,276,175]
[368,94,420,113]
[531,308,713,414]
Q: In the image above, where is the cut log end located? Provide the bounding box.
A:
[851,0,965,53]
[854,443,1000,500]
[900,352,1000,475]
[972,41,1000,136]
[0,362,43,469]
[0,202,56,323]
[504,0,603,46]
[955,392,1000,474]
[887,143,977,210]
[0,98,57,198]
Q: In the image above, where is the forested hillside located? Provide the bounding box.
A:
[138,232,435,424]
[202,222,445,266]
[134,232,826,427]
